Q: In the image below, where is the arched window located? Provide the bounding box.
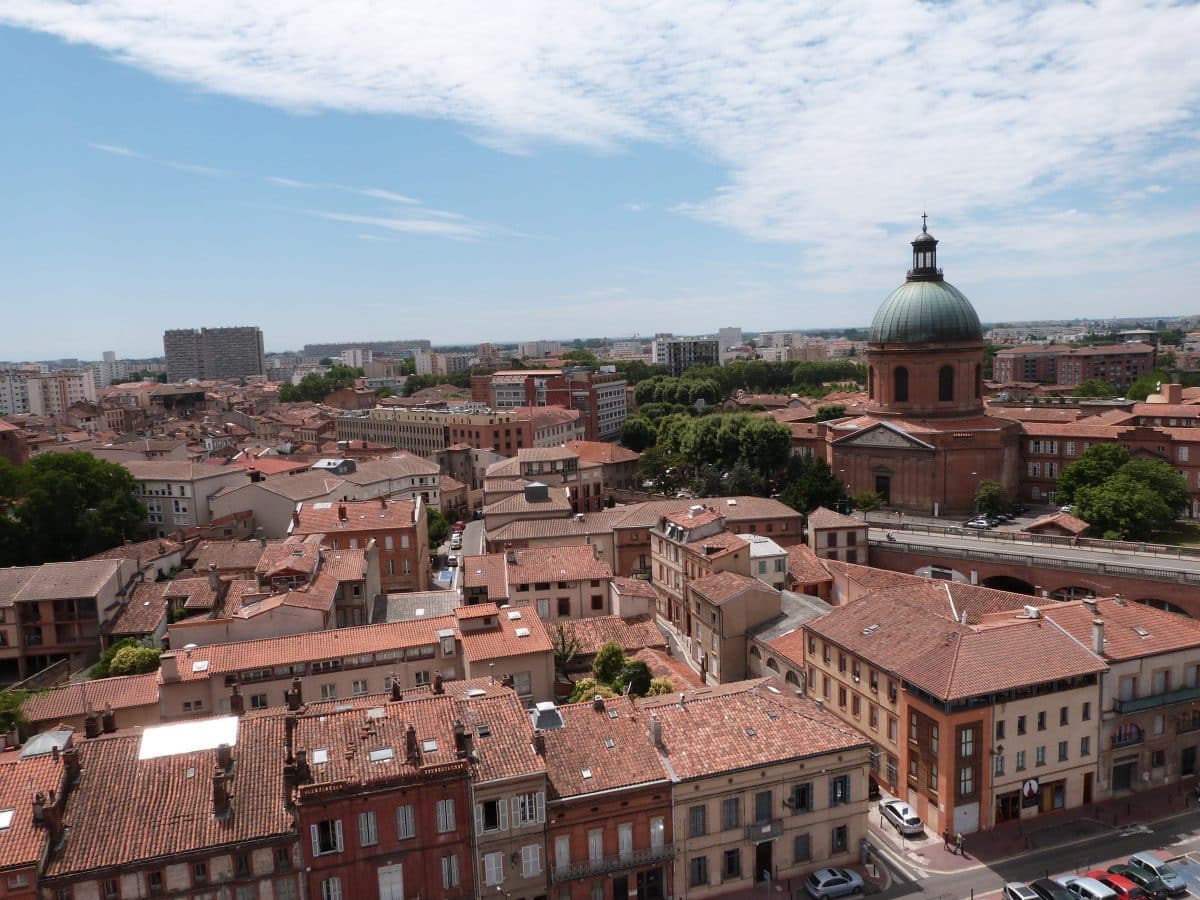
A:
[975,363,982,399]
[749,646,761,659]
[894,366,909,403]
[868,366,875,400]
[939,365,954,402]
[766,658,780,672]
[785,670,799,686]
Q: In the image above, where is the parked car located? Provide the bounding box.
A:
[449,532,463,550]
[805,868,864,898]
[1089,869,1152,900]
[1060,504,1076,514]
[1030,879,1076,900]
[1127,852,1188,896]
[1106,865,1170,900]
[1054,875,1117,900]
[452,520,465,533]
[1004,884,1042,900]
[965,518,992,529]
[1011,503,1029,515]
[878,798,923,836]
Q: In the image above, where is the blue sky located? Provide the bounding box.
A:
[1,1,1198,360]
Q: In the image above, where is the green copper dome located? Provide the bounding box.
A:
[868,279,983,344]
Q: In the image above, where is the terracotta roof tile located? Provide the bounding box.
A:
[317,548,369,582]
[542,697,669,800]
[22,672,161,725]
[188,540,269,573]
[559,615,665,656]
[562,441,641,465]
[786,544,833,586]
[611,577,657,600]
[1040,597,1200,661]
[293,498,418,534]
[103,582,168,636]
[255,543,320,578]
[690,571,763,606]
[806,507,861,530]
[630,648,704,691]
[457,607,553,662]
[1023,512,1090,535]
[0,751,66,869]
[686,532,748,559]
[455,690,545,784]
[483,487,573,516]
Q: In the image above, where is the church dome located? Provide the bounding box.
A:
[868,279,982,344]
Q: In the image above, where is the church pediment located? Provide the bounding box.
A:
[833,421,935,451]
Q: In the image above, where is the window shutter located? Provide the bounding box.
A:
[334,819,343,851]
[475,802,484,834]
[532,842,541,874]
[310,824,320,858]
[536,791,545,823]
[497,797,509,831]
[511,796,520,827]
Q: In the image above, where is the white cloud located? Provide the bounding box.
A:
[88,142,141,158]
[354,187,420,205]
[266,175,314,189]
[307,209,484,240]
[21,1,1200,273]
[165,160,224,176]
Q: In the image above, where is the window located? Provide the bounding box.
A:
[1016,750,1026,771]
[414,670,431,687]
[396,804,416,839]
[512,671,532,697]
[1017,715,1026,736]
[359,811,378,846]
[320,684,337,700]
[441,854,460,889]
[1081,736,1091,757]
[591,882,604,900]
[938,365,954,402]
[852,694,861,718]
[829,774,850,806]
[1152,749,1166,768]
[102,880,118,900]
[1037,711,1046,731]
[909,712,918,742]
[521,843,542,877]
[250,693,268,709]
[352,679,369,696]
[275,847,293,871]
[193,861,208,885]
[995,720,1005,741]
[1035,745,1046,767]
[591,594,604,611]
[690,856,709,887]
[555,835,571,872]
[321,877,342,900]
[931,724,939,754]
[888,717,897,741]
[588,828,604,862]
[689,804,707,837]
[514,791,545,826]
[754,790,773,824]
[832,824,849,853]
[723,848,742,880]
[436,798,456,833]
[236,887,256,900]
[794,832,811,863]
[960,728,974,758]
[722,797,740,830]
[1060,706,1069,726]
[869,705,878,729]
[1081,701,1091,722]
[995,754,1005,776]
[894,367,909,403]
[1058,740,1069,762]
[311,819,343,855]
[958,766,974,797]
[275,879,298,900]
[790,782,813,813]
[484,852,504,885]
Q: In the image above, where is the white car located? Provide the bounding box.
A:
[1003,884,1041,900]
[449,533,463,550]
[878,798,923,836]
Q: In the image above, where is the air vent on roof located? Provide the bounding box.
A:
[1133,625,1150,637]
[508,611,522,620]
[862,624,881,635]
[465,688,487,698]
[477,724,492,737]
[191,660,209,673]
[186,767,196,779]
[603,738,615,749]
[767,710,779,720]
[582,768,593,779]
[1023,605,1041,619]
[368,747,395,762]
[744,727,757,737]
[515,627,530,637]
[422,739,438,753]
[312,748,329,764]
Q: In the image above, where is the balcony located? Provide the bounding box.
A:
[1111,731,1144,750]
[1114,684,1200,715]
[745,819,785,842]
[550,844,675,883]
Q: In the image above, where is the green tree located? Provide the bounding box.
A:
[319,357,335,366]
[1128,369,1171,402]
[1118,458,1189,514]
[620,416,657,452]
[376,387,396,398]
[107,645,162,676]
[1072,379,1116,399]
[780,457,846,514]
[738,417,792,476]
[0,690,30,736]
[616,659,653,697]
[567,678,620,704]
[723,464,765,497]
[0,458,18,503]
[561,349,599,365]
[851,490,885,512]
[612,360,667,385]
[592,642,627,685]
[427,508,451,547]
[1056,444,1131,504]
[975,480,1009,516]
[553,624,581,677]
[815,403,847,422]
[645,677,674,697]
[91,637,142,679]
[1075,475,1173,541]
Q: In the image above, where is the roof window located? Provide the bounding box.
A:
[368,747,395,763]
[422,739,438,753]
[312,748,329,764]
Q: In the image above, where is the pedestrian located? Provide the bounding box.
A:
[956,832,965,857]
[942,828,951,851]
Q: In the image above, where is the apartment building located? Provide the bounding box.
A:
[993,342,1156,389]
[39,716,302,900]
[643,680,871,896]
[473,369,629,441]
[163,325,266,381]
[0,740,69,900]
[650,505,750,631]
[461,545,616,623]
[123,460,249,538]
[210,471,347,538]
[742,534,789,590]
[802,586,1106,833]
[543,696,674,900]
[0,368,97,416]
[336,405,584,457]
[484,446,606,514]
[290,497,430,593]
[0,419,28,466]
[651,337,720,377]
[806,507,870,565]
[688,571,781,684]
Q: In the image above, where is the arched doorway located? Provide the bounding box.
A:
[981,575,1036,595]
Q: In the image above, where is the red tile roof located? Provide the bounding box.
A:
[806,507,861,530]
[631,648,704,691]
[686,531,747,559]
[786,544,833,586]
[560,615,665,656]
[317,548,369,582]
[690,571,763,606]
[458,607,553,662]
[0,751,66,869]
[542,697,669,800]
[563,441,641,465]
[611,577,657,600]
[23,673,161,725]
[293,498,418,534]
[104,581,169,636]
[1023,512,1090,535]
[1039,597,1200,661]
[455,690,545,784]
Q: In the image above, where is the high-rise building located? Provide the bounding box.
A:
[163,326,266,381]
[717,326,743,356]
[0,369,97,415]
[651,336,720,376]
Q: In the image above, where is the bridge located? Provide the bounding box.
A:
[866,525,1200,617]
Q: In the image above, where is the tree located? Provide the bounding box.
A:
[975,480,1009,516]
[0,690,29,736]
[620,416,657,452]
[851,490,884,512]
[1128,369,1171,402]
[592,642,627,685]
[0,458,18,504]
[738,417,792,476]
[723,464,765,497]
[780,457,846,514]
[427,508,451,547]
[616,659,653,697]
[815,403,847,422]
[319,357,335,366]
[1118,458,1189,515]
[1056,445,1131,504]
[553,624,581,677]
[376,387,396,398]
[646,677,674,697]
[1075,475,1172,541]
[1072,379,1116,399]
[568,678,620,704]
[91,637,142,679]
[107,645,162,676]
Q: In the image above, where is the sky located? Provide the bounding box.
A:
[1,1,1198,360]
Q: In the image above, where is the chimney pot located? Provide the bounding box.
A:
[229,685,245,716]
[83,713,100,739]
[433,672,444,695]
[592,695,606,713]
[405,723,420,764]
[338,504,348,522]
[390,681,402,702]
[1092,618,1106,655]
[677,692,686,710]
[212,766,230,816]
[216,742,233,772]
[532,732,546,757]
[649,716,663,750]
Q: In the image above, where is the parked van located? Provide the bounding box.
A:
[1055,876,1117,900]
[1127,853,1187,896]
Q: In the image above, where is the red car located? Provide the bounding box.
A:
[1087,870,1149,900]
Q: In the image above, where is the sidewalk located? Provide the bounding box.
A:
[875,779,1200,875]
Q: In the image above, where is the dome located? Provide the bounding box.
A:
[868,279,983,344]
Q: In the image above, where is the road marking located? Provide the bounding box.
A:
[1119,825,1153,837]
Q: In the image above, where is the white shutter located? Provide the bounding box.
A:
[499,797,509,830]
[555,835,571,870]
[334,819,343,852]
[650,816,665,850]
[535,791,546,824]
[475,802,484,834]
[520,845,533,877]
[511,796,520,827]
[530,843,541,875]
[310,824,320,858]
[377,865,404,900]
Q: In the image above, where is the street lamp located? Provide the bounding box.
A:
[970,471,979,515]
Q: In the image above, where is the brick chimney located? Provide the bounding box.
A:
[532,732,546,756]
[83,712,99,739]
[62,746,81,783]
[286,677,303,710]
[1092,618,1105,656]
[390,681,402,702]
[284,714,297,763]
[294,749,312,785]
[37,790,64,845]
[292,510,300,529]
[338,504,348,522]
[212,766,230,817]
[432,672,444,695]
[592,695,606,713]
[453,720,468,756]
[229,685,245,716]
[649,716,663,750]
[216,742,233,773]
[379,495,387,509]
[207,563,220,591]
[405,723,420,765]
[159,651,180,682]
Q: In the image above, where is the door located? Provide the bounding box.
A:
[995,790,1021,823]
[953,801,979,835]
[613,875,629,900]
[1183,747,1197,777]
[755,840,773,883]
[1113,759,1137,792]
[637,868,665,900]
[1083,772,1094,804]
[377,864,404,900]
[875,474,891,502]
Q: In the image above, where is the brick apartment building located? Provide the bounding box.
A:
[335,404,584,457]
[163,325,266,381]
[472,369,628,441]
[993,342,1156,390]
[461,545,615,623]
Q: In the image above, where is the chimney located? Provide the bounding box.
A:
[405,724,421,765]
[390,681,402,702]
[453,720,467,754]
[958,610,968,626]
[229,685,245,716]
[815,698,825,710]
[506,548,517,565]
[677,692,686,710]
[159,651,180,682]
[1166,383,1183,404]
[32,792,45,824]
[338,504,348,522]
[294,748,311,785]
[83,712,100,739]
[292,511,300,529]
[649,716,664,750]
[216,742,233,773]
[284,714,297,762]
[260,535,267,549]
[38,790,64,844]
[212,767,230,817]
[207,563,220,591]
[288,677,303,710]
[592,695,606,713]
[1092,618,1105,655]
[282,760,299,802]
[63,746,81,782]
[380,495,387,509]
[432,672,444,695]
[100,705,116,734]
[532,732,546,757]
[1082,598,1098,614]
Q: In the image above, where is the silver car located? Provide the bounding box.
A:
[805,868,864,899]
[1003,884,1042,900]
[878,798,923,836]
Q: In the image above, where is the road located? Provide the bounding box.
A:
[868,527,1200,581]
[872,810,1200,898]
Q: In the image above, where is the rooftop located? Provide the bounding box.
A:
[292,498,418,533]
[542,696,669,800]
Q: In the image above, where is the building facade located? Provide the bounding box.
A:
[163,326,266,382]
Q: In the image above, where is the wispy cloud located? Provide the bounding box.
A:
[308,210,484,240]
[88,142,141,158]
[354,187,419,205]
[27,1,1199,276]
[266,175,315,189]
[165,160,224,177]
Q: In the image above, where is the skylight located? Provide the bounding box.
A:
[0,809,14,830]
[745,727,757,738]
[367,707,386,720]
[312,748,329,764]
[607,709,619,719]
[507,611,522,620]
[477,724,492,737]
[191,660,209,672]
[515,627,530,637]
[862,624,881,635]
[603,738,615,749]
[313,502,333,509]
[1133,626,1150,637]
[582,768,593,779]
[465,688,487,698]
[422,739,438,753]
